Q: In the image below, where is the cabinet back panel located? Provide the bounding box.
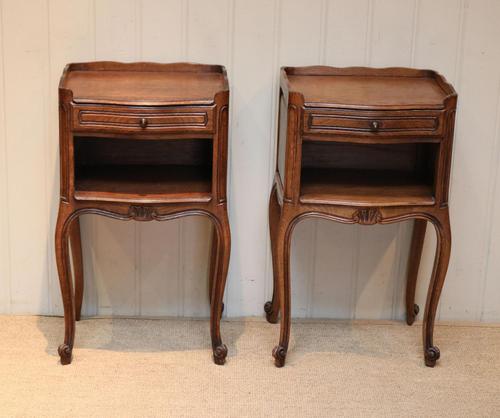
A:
[74,137,213,167]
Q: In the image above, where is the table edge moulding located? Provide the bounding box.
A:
[264,66,457,368]
[56,61,231,365]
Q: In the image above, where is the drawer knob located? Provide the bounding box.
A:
[140,117,148,128]
[370,120,380,132]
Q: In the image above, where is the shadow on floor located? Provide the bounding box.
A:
[36,316,244,361]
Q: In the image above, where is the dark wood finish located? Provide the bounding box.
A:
[74,165,212,203]
[303,108,445,139]
[56,61,231,365]
[69,219,84,322]
[300,168,435,206]
[72,104,214,134]
[266,66,456,368]
[406,219,427,326]
[64,62,225,106]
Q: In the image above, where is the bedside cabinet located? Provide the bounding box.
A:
[265,66,457,367]
[56,62,231,365]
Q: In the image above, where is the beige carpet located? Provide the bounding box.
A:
[1,316,500,417]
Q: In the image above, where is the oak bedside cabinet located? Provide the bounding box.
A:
[56,62,231,365]
[265,66,457,367]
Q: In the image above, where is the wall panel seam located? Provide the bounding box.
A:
[182,0,189,59]
[392,0,419,320]
[391,225,406,320]
[319,0,328,64]
[447,0,467,204]
[135,0,143,60]
[45,0,52,314]
[135,223,141,315]
[0,0,12,313]
[135,0,142,317]
[92,0,97,59]
[439,0,467,319]
[409,0,419,67]
[364,0,374,66]
[178,0,189,317]
[93,0,103,314]
[90,0,98,315]
[225,0,234,210]
[178,219,184,316]
[350,227,361,319]
[309,0,329,318]
[263,0,281,305]
[354,0,374,319]
[308,225,318,317]
[224,0,236,314]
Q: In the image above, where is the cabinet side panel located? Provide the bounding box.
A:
[277,94,288,190]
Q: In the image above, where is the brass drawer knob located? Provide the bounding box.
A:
[370,120,380,132]
[140,117,148,128]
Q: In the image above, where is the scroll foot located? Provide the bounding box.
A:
[406,303,420,326]
[58,344,73,365]
[213,344,228,366]
[424,346,440,367]
[264,301,278,324]
[272,345,287,368]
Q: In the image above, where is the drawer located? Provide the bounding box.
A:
[72,104,214,134]
[303,108,445,138]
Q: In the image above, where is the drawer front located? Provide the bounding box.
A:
[303,109,445,138]
[72,105,214,134]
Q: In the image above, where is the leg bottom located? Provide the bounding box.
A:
[407,303,420,326]
[264,301,279,324]
[58,344,73,365]
[213,344,228,366]
[424,346,441,367]
[272,345,287,368]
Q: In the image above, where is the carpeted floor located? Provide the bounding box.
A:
[1,316,499,417]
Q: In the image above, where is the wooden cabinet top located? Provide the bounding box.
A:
[60,61,229,106]
[281,66,456,110]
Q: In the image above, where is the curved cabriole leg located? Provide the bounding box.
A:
[405,219,427,325]
[70,217,84,322]
[423,210,451,367]
[210,207,231,365]
[208,227,217,304]
[272,216,293,367]
[264,184,280,324]
[208,227,224,316]
[55,203,76,365]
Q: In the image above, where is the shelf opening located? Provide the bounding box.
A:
[300,141,438,206]
[74,136,213,202]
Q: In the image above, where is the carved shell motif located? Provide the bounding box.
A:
[128,205,157,221]
[352,208,382,225]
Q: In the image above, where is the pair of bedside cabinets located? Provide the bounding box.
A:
[56,62,457,368]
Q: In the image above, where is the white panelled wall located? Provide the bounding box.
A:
[0,0,500,321]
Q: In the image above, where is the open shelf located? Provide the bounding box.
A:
[300,168,435,206]
[75,165,211,203]
[74,136,212,203]
[300,141,437,207]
